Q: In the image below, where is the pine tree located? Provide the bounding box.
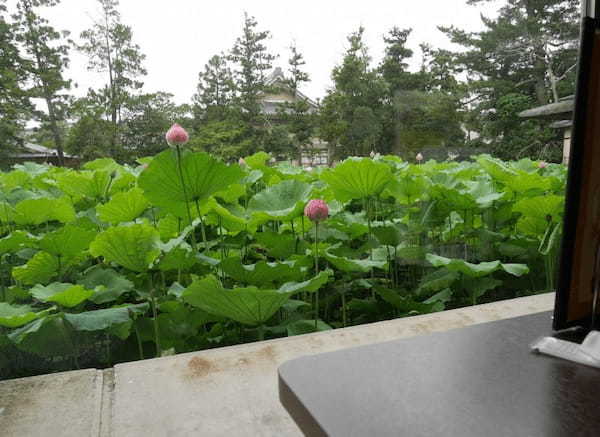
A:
[192,53,235,122]
[78,0,146,156]
[320,27,386,158]
[0,0,31,156]
[228,12,276,125]
[277,42,315,161]
[12,0,71,165]
[286,42,309,94]
[440,0,579,159]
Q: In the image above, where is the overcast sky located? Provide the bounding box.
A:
[15,0,501,104]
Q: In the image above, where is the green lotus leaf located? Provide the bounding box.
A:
[374,287,444,314]
[0,303,53,328]
[505,172,552,193]
[157,242,197,272]
[138,149,244,209]
[39,224,97,261]
[324,251,387,273]
[7,315,74,357]
[417,269,460,296]
[96,187,150,224]
[476,155,518,185]
[64,303,148,332]
[220,256,305,286]
[202,197,247,232]
[321,158,392,201]
[383,175,429,204]
[423,288,453,305]
[287,319,332,336]
[12,251,59,285]
[255,231,299,259]
[55,170,112,200]
[244,151,271,168]
[328,212,369,239]
[500,263,530,277]
[0,231,38,254]
[14,197,76,225]
[1,169,31,190]
[463,277,503,304]
[90,223,161,272]
[462,180,506,208]
[430,185,478,211]
[248,179,312,221]
[372,224,404,247]
[0,201,17,223]
[214,183,246,203]
[30,282,94,308]
[182,275,294,326]
[77,266,135,304]
[426,254,529,278]
[513,195,564,236]
[82,158,122,172]
[513,195,564,220]
[157,214,186,241]
[277,270,332,294]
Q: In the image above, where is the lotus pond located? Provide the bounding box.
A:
[0,151,565,378]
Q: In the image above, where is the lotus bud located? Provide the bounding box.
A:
[416,152,424,162]
[165,123,189,147]
[538,161,548,169]
[238,157,247,167]
[304,199,329,223]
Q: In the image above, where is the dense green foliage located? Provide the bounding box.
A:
[0,152,564,378]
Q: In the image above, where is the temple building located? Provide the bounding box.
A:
[259,67,330,167]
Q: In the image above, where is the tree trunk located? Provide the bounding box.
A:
[524,0,548,105]
[24,0,65,166]
[44,95,65,166]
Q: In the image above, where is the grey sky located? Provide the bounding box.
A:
[29,0,501,104]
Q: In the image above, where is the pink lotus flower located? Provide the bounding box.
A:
[416,152,424,162]
[538,161,548,169]
[304,199,329,223]
[238,157,247,167]
[165,123,189,147]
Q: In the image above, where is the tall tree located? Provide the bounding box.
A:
[379,27,422,94]
[277,42,315,161]
[0,0,31,156]
[12,0,71,165]
[78,0,146,155]
[121,92,189,159]
[192,53,235,123]
[441,0,579,159]
[320,27,386,158]
[228,12,276,126]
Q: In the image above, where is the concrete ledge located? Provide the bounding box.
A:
[0,293,555,436]
[0,369,104,437]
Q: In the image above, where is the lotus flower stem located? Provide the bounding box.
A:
[132,313,144,360]
[193,199,208,250]
[314,221,319,328]
[341,292,347,328]
[175,145,197,251]
[149,273,161,357]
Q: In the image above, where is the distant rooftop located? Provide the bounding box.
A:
[518,96,574,118]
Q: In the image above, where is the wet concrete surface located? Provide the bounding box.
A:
[0,369,103,437]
